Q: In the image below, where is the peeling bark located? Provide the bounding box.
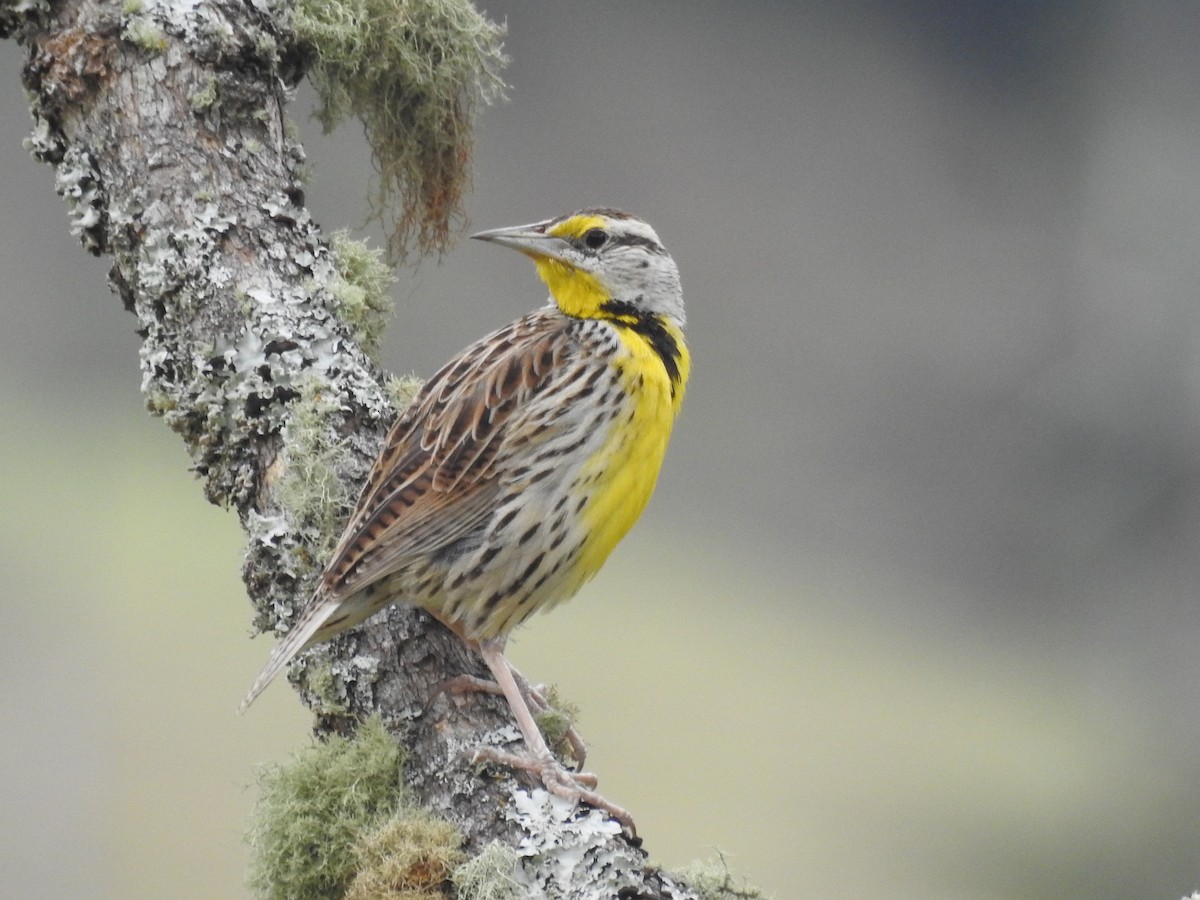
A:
[2,1,702,896]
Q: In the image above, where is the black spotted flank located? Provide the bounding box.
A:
[449,542,503,591]
[599,299,683,393]
[494,506,520,532]
[514,552,546,590]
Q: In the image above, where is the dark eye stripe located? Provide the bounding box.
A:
[612,234,666,254]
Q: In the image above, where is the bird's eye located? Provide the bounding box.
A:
[582,228,608,250]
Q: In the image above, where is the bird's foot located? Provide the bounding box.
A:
[472,746,635,834]
[434,672,589,768]
[432,672,499,701]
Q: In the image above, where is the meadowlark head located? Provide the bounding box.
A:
[472,208,684,328]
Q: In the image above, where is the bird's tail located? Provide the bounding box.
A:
[238,594,348,714]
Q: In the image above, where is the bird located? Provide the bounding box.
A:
[240,208,689,828]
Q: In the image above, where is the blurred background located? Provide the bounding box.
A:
[3,1,1200,897]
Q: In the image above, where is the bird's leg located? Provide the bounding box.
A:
[473,638,634,832]
[433,672,503,698]
[505,660,589,770]
[432,661,589,769]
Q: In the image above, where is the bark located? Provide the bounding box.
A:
[2,0,702,896]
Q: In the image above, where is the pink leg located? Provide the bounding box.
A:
[474,639,634,832]
[433,665,589,769]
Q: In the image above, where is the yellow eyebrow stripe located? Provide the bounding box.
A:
[547,214,607,241]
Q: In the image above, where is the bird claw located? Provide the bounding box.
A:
[471,746,635,834]
[520,682,589,770]
[432,672,589,769]
[431,673,499,703]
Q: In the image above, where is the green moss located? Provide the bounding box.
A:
[294,0,507,261]
[144,390,177,415]
[452,841,522,900]
[253,29,280,62]
[124,17,167,52]
[233,286,253,315]
[121,0,143,14]
[301,656,350,716]
[189,75,219,111]
[386,373,425,412]
[346,814,465,900]
[531,686,582,765]
[328,230,396,357]
[671,854,769,900]
[276,377,355,560]
[247,717,407,899]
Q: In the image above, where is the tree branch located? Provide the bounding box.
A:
[3,0,710,895]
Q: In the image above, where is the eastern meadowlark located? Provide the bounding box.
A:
[241,208,689,828]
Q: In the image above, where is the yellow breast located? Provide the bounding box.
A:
[573,321,690,581]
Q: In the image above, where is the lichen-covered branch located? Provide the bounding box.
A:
[1,0,720,896]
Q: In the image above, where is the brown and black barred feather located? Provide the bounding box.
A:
[239,309,597,710]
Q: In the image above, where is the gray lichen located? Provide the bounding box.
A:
[3,0,51,21]
[0,0,57,41]
[453,841,523,900]
[507,790,649,897]
[18,0,397,647]
[49,144,107,254]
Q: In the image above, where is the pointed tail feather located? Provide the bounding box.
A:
[238,595,348,714]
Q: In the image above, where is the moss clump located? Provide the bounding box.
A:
[124,17,167,53]
[247,717,408,899]
[346,815,465,900]
[386,373,425,413]
[189,74,219,112]
[671,854,769,900]
[276,377,355,561]
[328,230,396,357]
[301,656,349,715]
[248,717,468,899]
[531,686,583,765]
[144,390,177,415]
[294,0,507,261]
[452,841,522,900]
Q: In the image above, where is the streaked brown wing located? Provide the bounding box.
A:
[321,309,571,600]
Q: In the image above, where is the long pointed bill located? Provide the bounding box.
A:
[471,220,574,262]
